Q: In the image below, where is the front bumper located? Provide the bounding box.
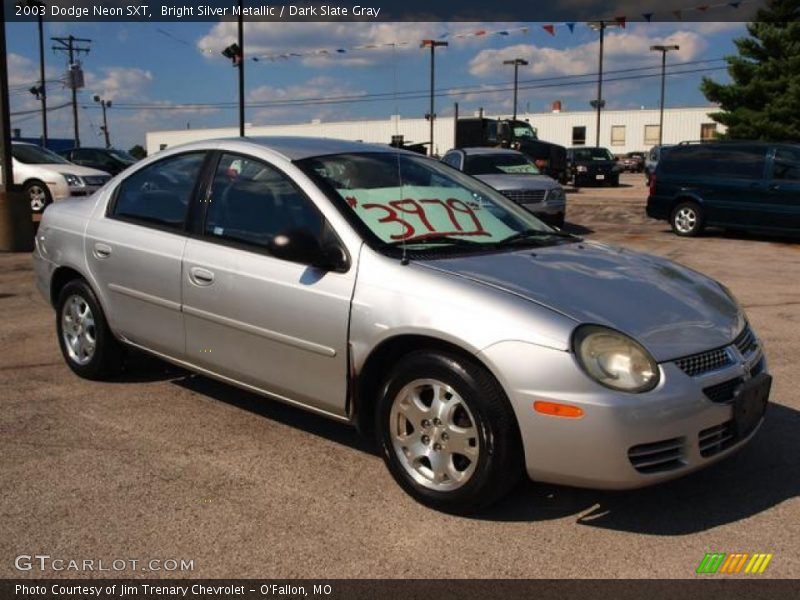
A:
[68,184,103,197]
[479,337,768,489]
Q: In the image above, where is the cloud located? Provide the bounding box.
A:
[469,29,708,78]
[196,21,514,67]
[85,67,153,101]
[246,76,368,124]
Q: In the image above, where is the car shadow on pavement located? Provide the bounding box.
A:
[480,402,800,534]
[172,372,374,454]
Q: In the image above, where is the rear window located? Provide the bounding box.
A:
[659,145,766,180]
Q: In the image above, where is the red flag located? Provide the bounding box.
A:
[474,29,487,36]
[543,24,555,36]
[614,16,627,28]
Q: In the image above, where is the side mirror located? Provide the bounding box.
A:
[269,228,347,271]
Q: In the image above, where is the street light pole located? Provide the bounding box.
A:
[221,4,245,138]
[650,44,680,147]
[588,21,623,148]
[94,95,111,148]
[503,58,529,121]
[421,39,448,157]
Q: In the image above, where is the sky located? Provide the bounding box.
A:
[5,20,748,151]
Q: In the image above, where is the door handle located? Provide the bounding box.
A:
[768,183,780,191]
[93,243,112,259]
[189,267,215,286]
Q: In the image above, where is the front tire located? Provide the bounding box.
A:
[376,350,522,514]
[56,279,122,380]
[25,181,52,213]
[671,201,705,237]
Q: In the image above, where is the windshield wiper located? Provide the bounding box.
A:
[496,229,580,246]
[384,235,485,247]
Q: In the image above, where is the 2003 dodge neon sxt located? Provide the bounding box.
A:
[33,137,771,513]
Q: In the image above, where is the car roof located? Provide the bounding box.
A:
[213,136,412,161]
[452,147,526,156]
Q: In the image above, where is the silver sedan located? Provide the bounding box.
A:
[33,137,771,513]
[441,147,566,227]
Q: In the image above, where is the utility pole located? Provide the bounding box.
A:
[23,0,48,146]
[650,44,680,147]
[503,58,529,121]
[1,0,35,251]
[52,35,91,148]
[94,95,111,148]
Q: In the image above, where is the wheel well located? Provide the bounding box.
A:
[353,334,485,439]
[50,267,85,307]
[23,178,48,190]
[671,196,701,214]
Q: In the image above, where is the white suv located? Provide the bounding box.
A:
[11,142,112,213]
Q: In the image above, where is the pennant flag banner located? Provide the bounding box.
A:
[177,0,758,65]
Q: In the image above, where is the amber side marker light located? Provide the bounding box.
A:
[533,401,584,418]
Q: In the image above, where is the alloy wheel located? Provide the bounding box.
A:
[389,378,480,492]
[61,294,97,366]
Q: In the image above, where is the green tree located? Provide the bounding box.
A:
[128,144,147,160]
[701,0,800,140]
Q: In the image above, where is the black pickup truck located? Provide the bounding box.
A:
[454,118,568,183]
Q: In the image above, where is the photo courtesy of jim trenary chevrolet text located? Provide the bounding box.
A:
[1,0,798,597]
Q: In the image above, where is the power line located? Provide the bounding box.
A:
[94,63,727,112]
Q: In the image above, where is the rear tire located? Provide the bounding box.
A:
[375,350,523,514]
[671,201,705,237]
[56,279,122,380]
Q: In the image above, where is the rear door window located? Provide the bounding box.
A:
[661,145,766,179]
[111,152,205,231]
[773,147,800,181]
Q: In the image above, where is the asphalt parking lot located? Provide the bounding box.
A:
[1,172,798,579]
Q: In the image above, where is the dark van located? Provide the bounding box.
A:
[646,141,800,236]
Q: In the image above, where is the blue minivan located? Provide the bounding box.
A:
[646,141,800,236]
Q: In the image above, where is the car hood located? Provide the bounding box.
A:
[37,164,111,178]
[418,242,743,361]
[474,174,559,191]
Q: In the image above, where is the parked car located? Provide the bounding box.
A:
[11,142,112,213]
[647,141,800,237]
[59,147,138,176]
[567,146,621,186]
[618,151,645,173]
[644,144,674,184]
[441,147,566,227]
[34,137,770,513]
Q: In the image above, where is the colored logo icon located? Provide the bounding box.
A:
[697,553,773,574]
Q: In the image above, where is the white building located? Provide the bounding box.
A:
[146,106,724,156]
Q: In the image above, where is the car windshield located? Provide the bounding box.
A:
[108,149,137,163]
[297,152,572,256]
[572,148,615,161]
[464,153,541,176]
[12,144,71,165]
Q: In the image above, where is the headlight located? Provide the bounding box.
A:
[547,188,564,202]
[576,165,588,173]
[573,325,660,393]
[61,173,84,187]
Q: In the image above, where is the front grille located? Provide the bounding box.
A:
[704,377,743,403]
[674,347,732,377]
[628,437,685,474]
[500,189,546,204]
[84,175,110,186]
[734,325,758,356]
[699,421,737,458]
